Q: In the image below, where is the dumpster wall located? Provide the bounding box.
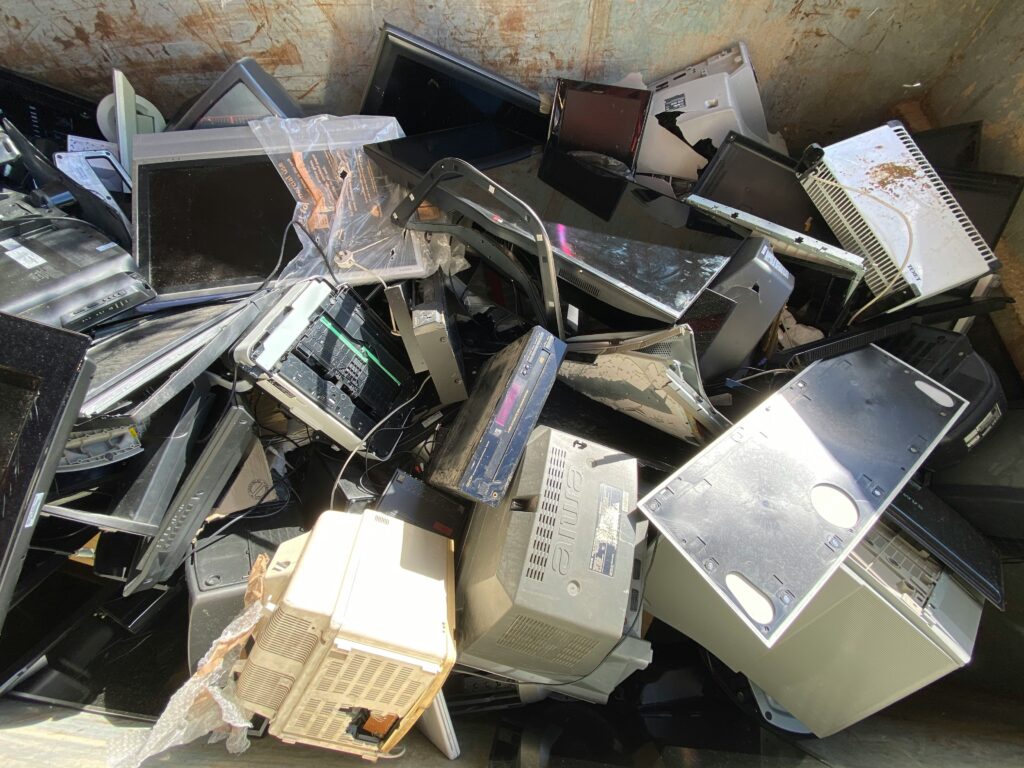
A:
[0,0,1004,147]
[926,1,1024,374]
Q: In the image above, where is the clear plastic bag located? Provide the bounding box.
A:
[107,556,271,768]
[250,115,460,285]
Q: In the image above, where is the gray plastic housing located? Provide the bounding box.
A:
[456,426,651,702]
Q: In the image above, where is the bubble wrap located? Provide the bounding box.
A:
[107,555,271,768]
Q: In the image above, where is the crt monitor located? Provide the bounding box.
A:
[171,57,304,131]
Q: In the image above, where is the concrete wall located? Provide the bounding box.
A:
[0,0,1004,148]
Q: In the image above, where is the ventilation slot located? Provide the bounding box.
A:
[382,667,412,706]
[314,653,347,693]
[366,661,399,702]
[525,445,567,582]
[496,615,598,668]
[636,342,675,357]
[803,166,910,297]
[237,664,294,713]
[558,267,602,298]
[350,656,382,699]
[290,696,326,733]
[395,677,424,710]
[256,610,319,664]
[892,123,996,264]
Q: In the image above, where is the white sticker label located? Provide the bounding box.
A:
[4,246,46,269]
[96,242,118,252]
[0,238,21,250]
[25,492,45,528]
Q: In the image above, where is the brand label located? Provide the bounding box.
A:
[552,466,584,575]
[590,484,625,577]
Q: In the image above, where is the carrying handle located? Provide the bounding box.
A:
[390,157,565,339]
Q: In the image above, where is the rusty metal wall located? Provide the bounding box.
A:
[927,0,1024,377]
[0,0,1002,147]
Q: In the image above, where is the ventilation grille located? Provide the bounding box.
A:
[558,267,602,298]
[802,165,910,297]
[256,610,319,665]
[496,615,598,668]
[290,696,355,742]
[892,123,996,265]
[525,445,567,582]
[306,649,426,714]
[636,341,675,357]
[236,664,294,714]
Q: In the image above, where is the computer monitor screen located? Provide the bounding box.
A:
[0,369,39,488]
[550,80,651,170]
[135,155,298,297]
[361,25,547,141]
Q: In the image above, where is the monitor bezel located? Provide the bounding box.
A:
[0,314,93,637]
[171,57,304,131]
[359,23,545,138]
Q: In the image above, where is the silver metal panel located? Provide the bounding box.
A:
[247,280,331,371]
[385,284,428,373]
[686,193,865,301]
[637,345,967,647]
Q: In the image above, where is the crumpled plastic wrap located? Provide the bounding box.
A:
[107,555,271,768]
[249,115,466,285]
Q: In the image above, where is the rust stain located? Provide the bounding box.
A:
[93,10,116,40]
[5,14,22,31]
[257,41,302,68]
[73,25,90,45]
[845,8,862,19]
[501,8,527,34]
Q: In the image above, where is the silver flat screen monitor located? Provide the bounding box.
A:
[132,127,300,305]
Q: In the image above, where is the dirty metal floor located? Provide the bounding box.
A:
[0,676,1021,768]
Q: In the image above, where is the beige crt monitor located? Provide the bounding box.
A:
[236,510,456,760]
[646,519,983,737]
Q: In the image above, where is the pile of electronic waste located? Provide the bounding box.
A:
[0,24,1020,766]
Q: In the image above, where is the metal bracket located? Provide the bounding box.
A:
[390,157,565,339]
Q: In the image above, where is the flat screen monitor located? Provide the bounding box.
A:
[548,79,651,172]
[360,24,547,142]
[0,314,93,637]
[132,127,300,304]
[171,57,304,131]
[692,131,839,246]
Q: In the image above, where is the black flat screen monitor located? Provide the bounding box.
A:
[360,24,547,142]
[0,314,93,637]
[548,79,651,172]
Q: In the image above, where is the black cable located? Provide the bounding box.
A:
[254,217,300,294]
[187,483,288,562]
